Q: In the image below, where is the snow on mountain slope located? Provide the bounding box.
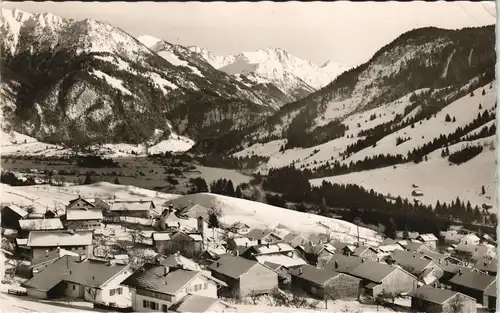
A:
[137,34,162,49]
[345,82,496,163]
[164,193,382,245]
[311,135,497,211]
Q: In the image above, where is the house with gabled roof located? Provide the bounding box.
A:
[290,264,361,300]
[245,228,282,243]
[409,285,477,313]
[282,232,312,248]
[27,230,93,260]
[65,196,102,230]
[296,244,335,267]
[226,222,251,235]
[387,250,444,285]
[109,200,154,218]
[121,261,226,312]
[22,255,133,308]
[1,204,28,230]
[208,255,278,298]
[157,231,203,259]
[30,247,79,276]
[242,242,307,269]
[448,269,496,304]
[454,242,496,263]
[352,246,379,262]
[348,260,418,297]
[416,234,439,250]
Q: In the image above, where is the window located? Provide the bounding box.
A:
[162,304,168,312]
[72,285,76,290]
[204,282,208,290]
[110,289,115,296]
[143,300,148,308]
[185,287,190,293]
[150,301,158,310]
[117,288,122,295]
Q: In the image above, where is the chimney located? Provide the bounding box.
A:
[298,267,303,275]
[163,266,170,276]
[216,262,220,267]
[79,254,86,262]
[257,239,262,245]
[458,269,462,275]
[266,243,270,249]
[362,259,365,263]
[235,250,239,257]
[107,259,112,266]
[335,261,339,269]
[245,242,248,247]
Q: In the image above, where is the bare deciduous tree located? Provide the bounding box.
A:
[449,294,465,313]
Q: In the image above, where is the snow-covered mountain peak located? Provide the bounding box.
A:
[187,45,347,97]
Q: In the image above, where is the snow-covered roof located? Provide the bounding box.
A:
[2,204,29,217]
[27,230,93,247]
[253,243,295,255]
[110,202,152,211]
[255,254,308,268]
[418,234,438,242]
[16,238,28,246]
[188,234,203,241]
[19,218,64,231]
[378,244,404,253]
[66,209,103,221]
[152,232,171,241]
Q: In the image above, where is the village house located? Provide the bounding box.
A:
[409,285,477,313]
[263,261,291,285]
[378,238,405,254]
[348,260,418,297]
[282,232,312,248]
[65,197,103,230]
[454,242,496,263]
[199,247,228,266]
[290,264,361,300]
[352,246,379,262]
[441,230,466,245]
[109,201,153,218]
[245,228,282,243]
[29,247,79,276]
[225,236,259,251]
[387,250,444,285]
[416,234,439,250]
[226,222,251,235]
[155,231,204,258]
[483,281,496,311]
[44,208,58,219]
[481,234,496,246]
[22,255,133,308]
[93,198,112,211]
[241,242,308,269]
[1,204,28,230]
[458,233,481,246]
[448,269,496,305]
[18,218,64,238]
[152,232,172,253]
[27,230,94,260]
[122,262,227,312]
[324,255,365,274]
[296,244,335,267]
[474,256,497,276]
[396,231,420,240]
[208,255,278,298]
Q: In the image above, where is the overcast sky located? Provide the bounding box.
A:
[2,1,496,67]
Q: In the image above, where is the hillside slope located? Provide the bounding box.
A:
[192,25,495,155]
[0,9,280,147]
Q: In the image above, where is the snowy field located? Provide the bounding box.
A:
[165,193,382,245]
[311,136,497,211]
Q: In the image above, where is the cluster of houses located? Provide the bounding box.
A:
[1,197,498,313]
